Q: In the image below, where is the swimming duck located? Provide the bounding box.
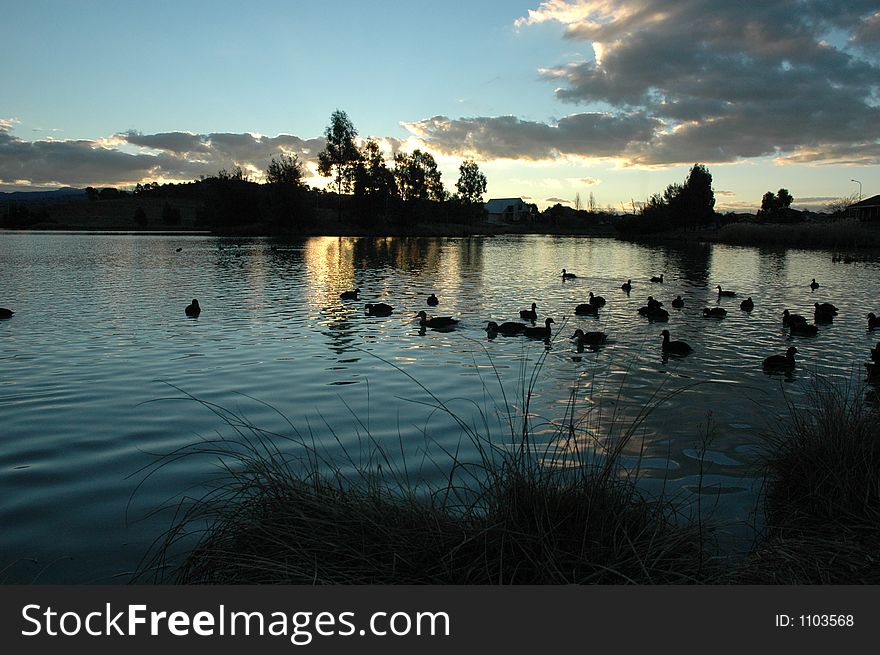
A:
[869,313,880,330]
[416,311,458,329]
[789,322,818,336]
[621,279,632,293]
[365,302,394,316]
[740,297,754,311]
[561,269,577,279]
[588,292,606,306]
[650,274,664,283]
[671,295,684,308]
[871,342,880,362]
[485,321,526,336]
[815,302,838,314]
[814,307,834,324]
[716,285,737,298]
[643,307,669,322]
[340,288,360,300]
[763,346,798,370]
[0,307,13,319]
[783,309,807,327]
[523,317,554,339]
[810,278,820,290]
[571,328,607,345]
[575,302,599,316]
[646,296,663,310]
[185,299,201,317]
[520,303,538,321]
[660,329,692,356]
[703,307,727,318]
[427,293,439,306]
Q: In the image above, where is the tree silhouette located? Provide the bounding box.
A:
[393,149,445,202]
[759,188,794,218]
[455,159,487,204]
[353,139,397,223]
[317,110,359,218]
[266,153,305,188]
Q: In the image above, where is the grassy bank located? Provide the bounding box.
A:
[713,219,880,250]
[138,367,880,584]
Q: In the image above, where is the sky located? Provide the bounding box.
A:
[2,0,879,211]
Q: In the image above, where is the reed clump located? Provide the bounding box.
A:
[716,219,880,249]
[733,377,880,583]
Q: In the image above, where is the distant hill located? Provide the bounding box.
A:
[0,188,86,202]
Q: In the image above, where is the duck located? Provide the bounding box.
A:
[621,279,632,293]
[0,307,13,319]
[815,302,838,315]
[869,313,880,330]
[485,321,526,336]
[703,307,727,318]
[763,346,798,370]
[716,285,737,298]
[365,302,394,316]
[340,288,360,300]
[866,362,880,381]
[814,307,834,324]
[650,274,664,283]
[427,293,439,306]
[520,303,538,321]
[523,317,554,339]
[660,329,693,356]
[185,299,201,317]
[671,295,684,308]
[571,328,607,345]
[561,269,577,279]
[642,307,669,322]
[416,310,458,329]
[646,296,663,310]
[783,309,807,327]
[789,322,818,336]
[810,278,820,290]
[588,292,606,306]
[740,297,754,311]
[871,342,880,362]
[575,302,599,316]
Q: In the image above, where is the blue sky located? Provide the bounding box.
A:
[2,0,879,211]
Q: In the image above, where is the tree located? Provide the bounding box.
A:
[266,153,305,188]
[825,192,860,216]
[759,188,794,217]
[455,159,487,204]
[588,192,597,213]
[393,149,445,202]
[680,163,715,229]
[353,139,397,223]
[574,192,582,211]
[317,110,359,217]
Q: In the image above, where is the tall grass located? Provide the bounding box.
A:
[716,219,880,249]
[733,375,880,583]
[135,348,710,584]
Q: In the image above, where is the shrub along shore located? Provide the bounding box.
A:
[138,371,880,585]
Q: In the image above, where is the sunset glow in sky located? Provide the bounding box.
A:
[2,0,878,211]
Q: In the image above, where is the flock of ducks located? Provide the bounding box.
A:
[332,268,880,378]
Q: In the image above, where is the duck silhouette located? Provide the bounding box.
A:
[763,346,798,370]
[810,278,820,290]
[561,269,577,279]
[650,274,664,283]
[575,302,599,316]
[869,313,880,330]
[588,292,606,306]
[340,288,360,300]
[571,328,607,345]
[365,302,393,316]
[671,295,684,308]
[789,322,818,336]
[416,311,458,329]
[0,307,13,319]
[621,279,632,293]
[740,297,754,311]
[485,321,526,336]
[185,299,200,317]
[716,285,737,298]
[783,309,807,327]
[815,302,838,314]
[660,329,692,356]
[427,293,439,306]
[523,317,554,339]
[703,307,727,318]
[871,342,880,362]
[520,303,538,321]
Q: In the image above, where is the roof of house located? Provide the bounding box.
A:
[485,198,526,213]
[850,194,880,208]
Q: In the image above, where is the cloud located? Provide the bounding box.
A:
[403,113,659,161]
[545,196,571,203]
[0,122,335,188]
[505,1,880,166]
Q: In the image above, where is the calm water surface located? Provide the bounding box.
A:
[1,232,879,582]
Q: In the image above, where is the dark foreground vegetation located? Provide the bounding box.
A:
[138,367,880,585]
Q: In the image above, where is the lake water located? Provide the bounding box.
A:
[2,232,879,583]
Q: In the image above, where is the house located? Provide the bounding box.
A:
[484,198,535,223]
[848,194,880,221]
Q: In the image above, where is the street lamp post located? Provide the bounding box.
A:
[851,179,862,201]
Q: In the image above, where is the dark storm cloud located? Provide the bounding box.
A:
[0,123,330,188]
[500,0,880,166]
[404,113,659,160]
